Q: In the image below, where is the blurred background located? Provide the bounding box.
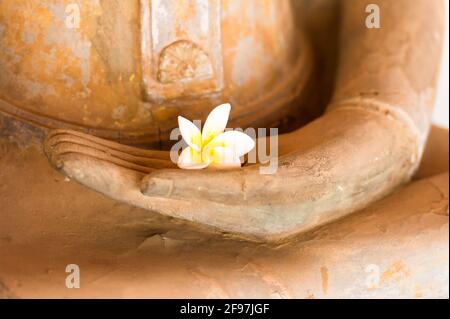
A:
[432,1,449,128]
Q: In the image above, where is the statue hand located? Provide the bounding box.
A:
[44,106,417,242]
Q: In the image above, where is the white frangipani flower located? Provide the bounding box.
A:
[177,103,255,169]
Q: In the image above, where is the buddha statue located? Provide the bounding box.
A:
[0,0,448,298]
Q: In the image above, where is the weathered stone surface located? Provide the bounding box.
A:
[0,0,447,298]
[0,132,447,298]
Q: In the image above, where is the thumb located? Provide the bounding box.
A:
[141,166,271,203]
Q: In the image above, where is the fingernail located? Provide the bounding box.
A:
[142,177,174,197]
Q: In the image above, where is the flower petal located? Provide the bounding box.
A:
[177,146,209,169]
[202,146,242,168]
[178,116,202,152]
[201,103,231,146]
[205,130,255,158]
